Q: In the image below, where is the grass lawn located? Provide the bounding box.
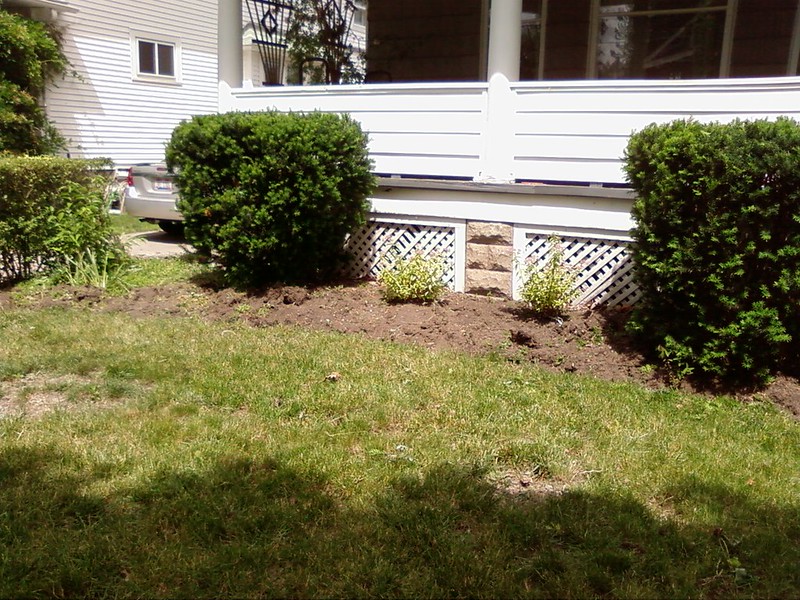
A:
[0,264,798,598]
[110,212,159,235]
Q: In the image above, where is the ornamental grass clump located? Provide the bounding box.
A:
[518,236,579,316]
[378,252,446,303]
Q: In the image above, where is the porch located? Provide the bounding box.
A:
[217,1,800,302]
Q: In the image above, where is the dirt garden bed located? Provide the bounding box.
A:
[4,279,798,419]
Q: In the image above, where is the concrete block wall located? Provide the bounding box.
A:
[465,221,514,297]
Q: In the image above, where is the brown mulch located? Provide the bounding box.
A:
[3,280,799,419]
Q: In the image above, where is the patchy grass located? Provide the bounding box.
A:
[122,256,211,289]
[110,213,159,235]
[0,307,798,598]
[8,256,210,305]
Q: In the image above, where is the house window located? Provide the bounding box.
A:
[590,0,732,79]
[354,8,366,27]
[135,39,178,80]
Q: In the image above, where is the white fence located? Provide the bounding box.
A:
[224,83,489,180]
[512,227,640,308]
[343,216,464,291]
[225,75,800,185]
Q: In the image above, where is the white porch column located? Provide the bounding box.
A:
[219,0,243,89]
[486,0,522,81]
[480,1,522,182]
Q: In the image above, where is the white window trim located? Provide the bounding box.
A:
[517,0,549,81]
[537,0,549,80]
[130,32,182,85]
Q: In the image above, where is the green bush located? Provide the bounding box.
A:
[0,8,67,154]
[0,155,123,283]
[378,252,446,303]
[624,118,800,383]
[165,111,375,287]
[518,236,579,317]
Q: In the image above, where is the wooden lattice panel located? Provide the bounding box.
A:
[344,220,457,288]
[518,233,641,308]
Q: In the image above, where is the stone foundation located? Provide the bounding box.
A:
[465,221,513,297]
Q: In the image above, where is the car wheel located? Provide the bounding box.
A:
[158,221,184,236]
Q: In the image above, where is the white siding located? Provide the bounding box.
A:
[44,0,219,170]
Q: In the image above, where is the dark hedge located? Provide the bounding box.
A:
[166,111,374,287]
[624,118,800,384]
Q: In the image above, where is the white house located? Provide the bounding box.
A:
[4,0,220,170]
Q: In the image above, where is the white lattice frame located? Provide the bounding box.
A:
[512,226,640,308]
[346,214,466,292]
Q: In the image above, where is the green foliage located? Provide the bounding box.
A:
[518,236,579,316]
[0,155,124,283]
[378,252,446,303]
[165,110,374,287]
[52,248,129,293]
[0,8,67,154]
[624,118,800,383]
[286,0,364,84]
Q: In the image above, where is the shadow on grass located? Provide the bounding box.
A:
[1,446,797,598]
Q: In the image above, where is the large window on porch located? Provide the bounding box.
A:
[240,0,800,84]
[519,0,800,81]
[593,0,729,79]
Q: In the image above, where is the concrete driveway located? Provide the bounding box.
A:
[122,231,192,258]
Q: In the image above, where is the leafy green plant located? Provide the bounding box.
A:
[0,8,68,154]
[624,118,800,384]
[378,252,446,303]
[165,111,374,287]
[53,248,129,292]
[657,335,696,384]
[518,236,578,316]
[0,155,124,283]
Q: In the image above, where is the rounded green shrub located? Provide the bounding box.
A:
[624,118,800,384]
[165,111,374,287]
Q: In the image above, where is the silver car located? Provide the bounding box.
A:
[123,163,183,234]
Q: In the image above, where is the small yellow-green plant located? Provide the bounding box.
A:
[519,236,578,316]
[378,252,446,303]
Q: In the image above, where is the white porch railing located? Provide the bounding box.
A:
[223,75,800,185]
[224,82,490,180]
[222,76,800,303]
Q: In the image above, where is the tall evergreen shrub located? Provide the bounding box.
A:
[166,111,374,287]
[624,118,800,383]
